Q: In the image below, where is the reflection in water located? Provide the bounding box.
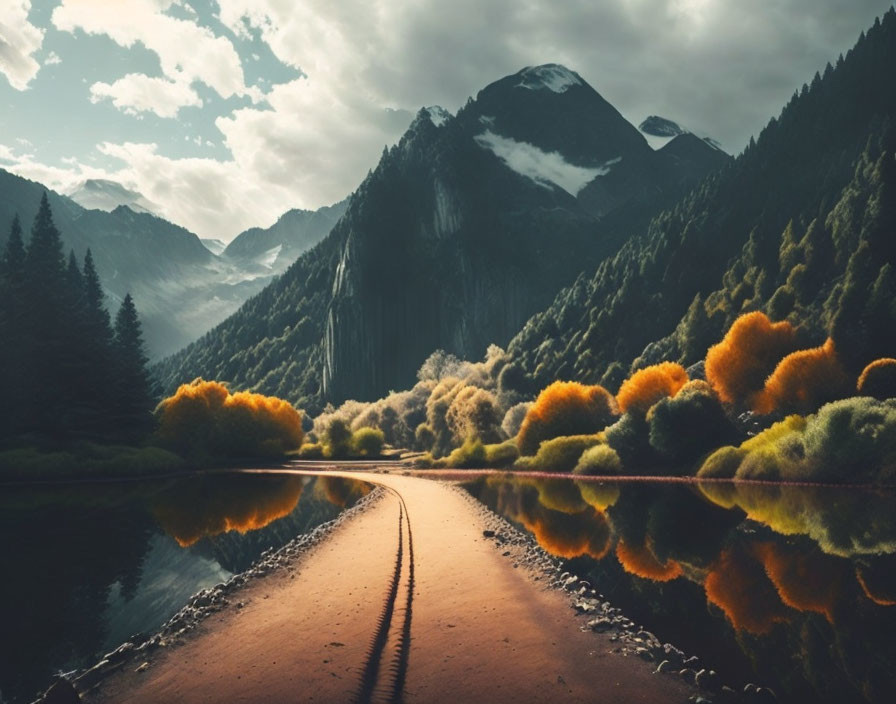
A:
[463,476,896,703]
[0,473,371,704]
[314,475,372,508]
[153,474,307,546]
[698,482,896,557]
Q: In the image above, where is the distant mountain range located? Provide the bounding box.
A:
[0,172,344,359]
[156,63,730,410]
[222,200,348,271]
[67,178,161,216]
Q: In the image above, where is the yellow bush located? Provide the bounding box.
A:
[517,381,617,456]
[705,312,798,408]
[515,434,604,473]
[155,379,304,459]
[616,362,688,415]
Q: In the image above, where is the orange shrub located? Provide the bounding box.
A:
[615,539,683,582]
[857,358,896,399]
[517,381,617,456]
[616,362,688,415]
[703,543,792,635]
[705,312,799,408]
[755,338,849,414]
[156,378,304,459]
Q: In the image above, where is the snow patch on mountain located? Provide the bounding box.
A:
[639,115,724,153]
[515,64,582,94]
[424,105,451,127]
[68,179,160,216]
[474,130,618,195]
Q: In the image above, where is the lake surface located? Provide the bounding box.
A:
[462,476,896,703]
[0,472,371,703]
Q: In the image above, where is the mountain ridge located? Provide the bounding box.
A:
[156,63,731,411]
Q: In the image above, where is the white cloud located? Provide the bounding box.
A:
[6,0,892,243]
[44,50,61,66]
[90,73,202,118]
[0,143,17,162]
[93,141,301,240]
[215,76,412,211]
[52,0,254,114]
[0,0,45,90]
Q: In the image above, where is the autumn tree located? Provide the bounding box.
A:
[155,379,304,459]
[755,338,850,414]
[705,312,799,409]
[517,381,618,456]
[616,362,688,415]
[857,358,896,399]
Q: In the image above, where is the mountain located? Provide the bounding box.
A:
[67,178,160,216]
[157,64,729,412]
[639,115,724,153]
[502,10,896,395]
[200,238,227,255]
[222,200,348,271]
[0,171,301,359]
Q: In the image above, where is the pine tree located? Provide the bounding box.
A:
[79,249,116,437]
[112,293,154,440]
[1,214,25,273]
[22,195,70,436]
[0,217,27,437]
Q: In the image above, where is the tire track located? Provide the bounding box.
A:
[355,488,414,704]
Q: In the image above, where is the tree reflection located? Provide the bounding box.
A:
[462,476,896,702]
[153,474,307,546]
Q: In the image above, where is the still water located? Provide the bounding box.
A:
[462,476,896,704]
[0,473,371,703]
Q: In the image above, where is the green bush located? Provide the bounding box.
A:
[441,438,488,468]
[802,397,896,482]
[515,434,604,473]
[414,422,436,451]
[296,442,325,459]
[351,427,385,457]
[647,381,736,463]
[605,412,653,467]
[0,443,185,480]
[696,446,745,479]
[484,440,520,468]
[574,444,623,476]
[323,418,353,458]
[696,398,896,484]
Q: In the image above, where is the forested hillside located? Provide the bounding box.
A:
[156,66,728,413]
[503,10,896,395]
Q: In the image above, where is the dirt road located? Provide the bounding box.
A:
[83,472,694,703]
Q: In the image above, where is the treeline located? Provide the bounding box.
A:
[503,8,896,396]
[0,194,154,444]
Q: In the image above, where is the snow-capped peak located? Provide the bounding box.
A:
[515,64,582,94]
[68,178,160,216]
[638,115,726,153]
[424,105,451,127]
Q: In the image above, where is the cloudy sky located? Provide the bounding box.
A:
[1,0,892,241]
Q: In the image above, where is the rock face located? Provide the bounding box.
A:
[159,64,729,410]
[321,66,728,402]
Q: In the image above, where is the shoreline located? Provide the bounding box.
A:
[32,470,778,704]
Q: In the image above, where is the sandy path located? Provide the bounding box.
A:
[84,472,694,704]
